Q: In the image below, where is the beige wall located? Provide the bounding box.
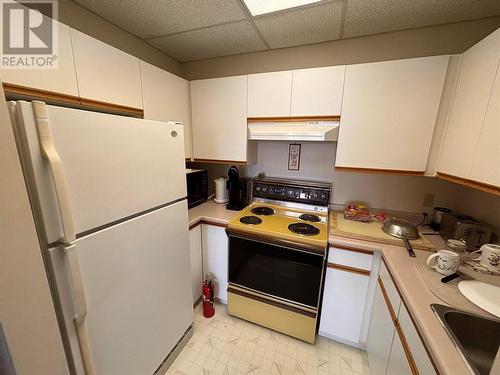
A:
[58,0,183,77]
[0,89,69,374]
[183,17,500,80]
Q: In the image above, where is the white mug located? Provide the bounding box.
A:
[427,250,460,276]
[470,244,500,272]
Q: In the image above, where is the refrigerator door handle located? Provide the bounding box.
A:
[65,244,96,375]
[32,101,76,244]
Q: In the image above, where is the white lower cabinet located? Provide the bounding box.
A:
[189,225,203,304]
[319,246,375,347]
[366,283,399,375]
[398,304,435,375]
[201,224,228,303]
[319,266,370,346]
[386,330,412,375]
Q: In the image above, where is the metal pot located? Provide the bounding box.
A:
[382,218,419,257]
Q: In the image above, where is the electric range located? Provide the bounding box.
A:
[226,177,331,344]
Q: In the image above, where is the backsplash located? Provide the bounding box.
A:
[188,141,499,237]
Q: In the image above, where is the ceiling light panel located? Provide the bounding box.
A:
[243,0,321,16]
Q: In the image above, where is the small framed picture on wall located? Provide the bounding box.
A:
[288,144,301,170]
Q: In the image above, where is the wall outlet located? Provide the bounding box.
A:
[422,192,435,208]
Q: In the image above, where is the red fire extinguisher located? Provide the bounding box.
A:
[202,275,215,318]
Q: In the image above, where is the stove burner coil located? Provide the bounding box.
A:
[240,216,263,225]
[251,207,275,216]
[288,223,320,236]
[299,214,320,222]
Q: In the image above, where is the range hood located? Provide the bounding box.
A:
[248,120,339,142]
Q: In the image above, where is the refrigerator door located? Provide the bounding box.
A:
[14,101,186,243]
[48,200,193,375]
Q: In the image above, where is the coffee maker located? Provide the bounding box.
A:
[226,166,250,211]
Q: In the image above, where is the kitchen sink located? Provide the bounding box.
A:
[431,304,500,375]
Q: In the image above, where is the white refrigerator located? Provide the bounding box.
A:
[8,100,194,375]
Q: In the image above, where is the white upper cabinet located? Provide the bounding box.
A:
[0,21,78,97]
[70,28,143,109]
[191,75,255,163]
[438,28,500,180]
[291,66,345,116]
[335,56,449,172]
[470,65,500,187]
[140,61,193,159]
[248,71,292,117]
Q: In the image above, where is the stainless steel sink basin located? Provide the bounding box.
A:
[431,304,500,375]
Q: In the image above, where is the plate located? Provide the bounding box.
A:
[458,280,500,318]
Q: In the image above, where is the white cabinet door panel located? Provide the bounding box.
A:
[140,61,193,159]
[70,28,143,108]
[248,71,292,117]
[469,64,500,187]
[202,224,228,303]
[291,66,345,116]
[386,331,412,375]
[191,76,248,162]
[319,267,369,346]
[0,21,78,97]
[398,304,436,374]
[336,56,448,171]
[189,225,203,304]
[379,262,401,312]
[328,247,373,270]
[366,283,396,375]
[439,29,500,179]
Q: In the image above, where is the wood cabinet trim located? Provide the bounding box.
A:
[395,319,420,375]
[381,258,440,374]
[247,115,340,122]
[193,158,248,165]
[437,172,500,196]
[3,82,144,117]
[327,262,370,276]
[335,166,425,176]
[377,277,398,323]
[330,243,375,254]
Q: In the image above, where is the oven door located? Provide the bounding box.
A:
[227,232,325,309]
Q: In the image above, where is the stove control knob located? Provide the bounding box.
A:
[262,186,268,192]
[312,192,319,200]
[287,189,294,196]
[320,193,327,201]
[255,186,261,192]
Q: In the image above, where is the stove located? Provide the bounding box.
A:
[226,177,331,344]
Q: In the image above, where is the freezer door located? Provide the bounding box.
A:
[14,101,186,243]
[48,200,193,375]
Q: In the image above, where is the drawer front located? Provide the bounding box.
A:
[379,262,401,313]
[328,246,373,270]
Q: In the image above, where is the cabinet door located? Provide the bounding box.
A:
[336,56,448,172]
[189,225,203,304]
[291,66,345,116]
[248,71,292,117]
[319,266,369,346]
[70,28,143,109]
[140,61,193,159]
[439,29,500,179]
[0,21,78,97]
[191,76,249,162]
[201,224,228,303]
[366,283,398,375]
[386,330,413,375]
[469,63,500,187]
[398,304,436,374]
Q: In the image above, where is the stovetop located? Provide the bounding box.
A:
[227,202,328,249]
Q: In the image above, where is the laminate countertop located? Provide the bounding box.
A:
[188,201,486,375]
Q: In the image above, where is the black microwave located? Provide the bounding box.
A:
[186,169,208,208]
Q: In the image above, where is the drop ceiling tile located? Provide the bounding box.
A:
[147,21,268,62]
[75,0,247,38]
[344,0,500,38]
[254,2,343,49]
